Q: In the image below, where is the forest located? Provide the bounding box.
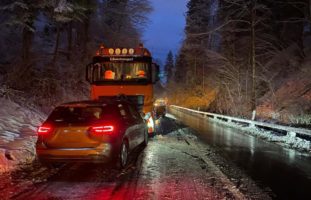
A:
[165,0,311,126]
[1,0,310,127]
[0,0,151,113]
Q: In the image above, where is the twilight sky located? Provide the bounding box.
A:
[143,0,188,65]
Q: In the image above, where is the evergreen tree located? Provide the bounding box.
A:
[0,0,153,109]
[164,51,174,84]
[102,0,152,47]
[182,0,210,86]
[44,0,88,62]
[0,0,43,63]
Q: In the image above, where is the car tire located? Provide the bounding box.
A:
[38,159,61,168]
[142,129,148,147]
[118,140,129,169]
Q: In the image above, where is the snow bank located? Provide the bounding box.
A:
[0,98,46,173]
[212,118,311,152]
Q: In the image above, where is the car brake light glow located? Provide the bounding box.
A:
[147,117,154,128]
[90,125,114,134]
[147,116,154,133]
[37,126,53,135]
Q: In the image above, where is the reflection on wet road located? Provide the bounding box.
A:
[1,112,310,199]
[1,117,235,200]
[171,108,311,200]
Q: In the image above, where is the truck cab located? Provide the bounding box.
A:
[86,44,159,134]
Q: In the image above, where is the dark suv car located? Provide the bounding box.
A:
[36,100,148,168]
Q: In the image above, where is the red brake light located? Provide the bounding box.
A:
[90,125,115,134]
[37,126,53,135]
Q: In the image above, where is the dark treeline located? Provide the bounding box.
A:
[0,0,151,112]
[168,0,311,125]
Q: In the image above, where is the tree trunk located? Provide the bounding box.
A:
[202,64,205,91]
[82,0,91,61]
[22,27,32,64]
[194,56,197,79]
[82,20,89,60]
[67,22,73,60]
[250,1,257,114]
[53,24,61,63]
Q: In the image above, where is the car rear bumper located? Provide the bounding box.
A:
[36,143,114,163]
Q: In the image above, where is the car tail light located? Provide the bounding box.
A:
[89,125,115,135]
[37,125,53,136]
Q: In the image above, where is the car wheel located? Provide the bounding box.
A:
[38,159,62,168]
[143,129,148,147]
[119,140,129,169]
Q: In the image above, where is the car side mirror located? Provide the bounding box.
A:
[152,63,160,83]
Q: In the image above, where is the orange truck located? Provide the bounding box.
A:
[86,44,159,134]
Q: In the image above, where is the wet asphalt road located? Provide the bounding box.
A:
[170,108,311,200]
[1,110,310,200]
[0,116,244,200]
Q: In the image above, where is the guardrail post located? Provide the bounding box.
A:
[287,131,296,138]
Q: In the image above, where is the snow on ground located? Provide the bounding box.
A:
[0,98,46,173]
[210,117,311,152]
[159,126,198,141]
[152,118,269,199]
[0,114,271,199]
[134,124,254,200]
[165,113,177,120]
[170,106,311,152]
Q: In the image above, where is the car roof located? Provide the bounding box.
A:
[59,100,130,108]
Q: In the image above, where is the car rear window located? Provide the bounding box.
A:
[47,105,119,124]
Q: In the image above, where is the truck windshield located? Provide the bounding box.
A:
[91,62,151,83]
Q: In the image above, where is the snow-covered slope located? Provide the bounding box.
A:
[256,43,311,127]
[0,98,45,173]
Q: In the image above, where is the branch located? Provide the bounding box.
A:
[189,19,251,37]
